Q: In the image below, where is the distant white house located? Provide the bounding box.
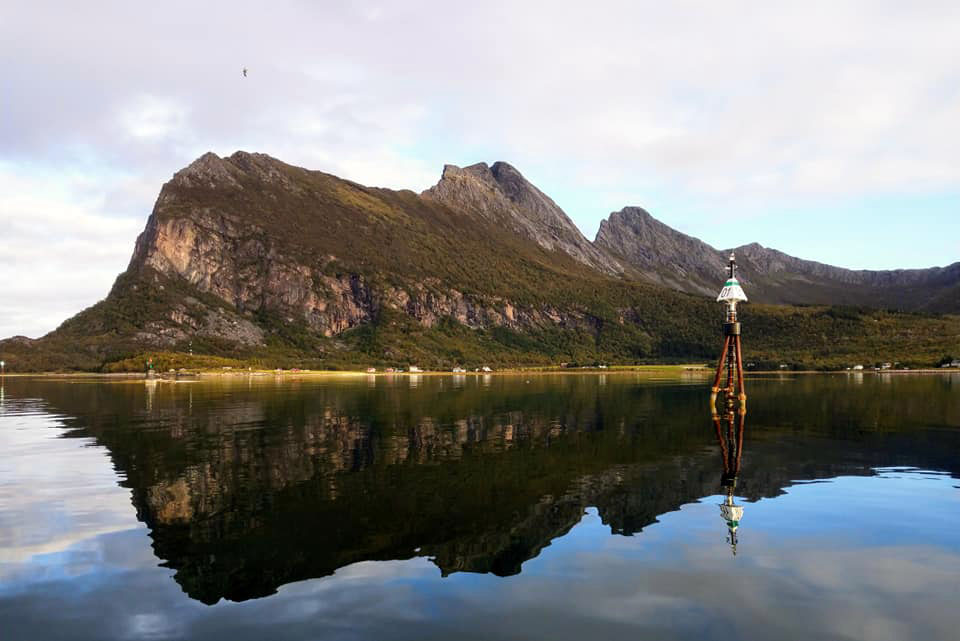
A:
[452,367,466,373]
[481,366,493,372]
[852,364,864,371]
[409,366,422,373]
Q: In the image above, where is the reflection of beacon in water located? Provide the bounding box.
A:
[719,484,744,555]
[145,378,158,413]
[713,406,746,556]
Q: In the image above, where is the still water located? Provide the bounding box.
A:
[1,373,958,640]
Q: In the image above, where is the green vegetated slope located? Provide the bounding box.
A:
[2,152,958,371]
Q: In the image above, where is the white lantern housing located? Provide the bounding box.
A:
[717,252,747,304]
[717,277,748,303]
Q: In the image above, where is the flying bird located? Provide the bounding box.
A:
[242,67,248,77]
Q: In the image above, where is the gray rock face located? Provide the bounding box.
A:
[595,207,725,296]
[130,210,375,339]
[423,161,623,275]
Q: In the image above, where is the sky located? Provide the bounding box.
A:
[2,1,959,338]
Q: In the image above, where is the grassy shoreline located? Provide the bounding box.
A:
[2,365,957,379]
[1,364,708,378]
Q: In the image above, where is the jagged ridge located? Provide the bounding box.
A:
[595,206,960,311]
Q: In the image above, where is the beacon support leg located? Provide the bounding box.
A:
[710,335,730,410]
[735,335,746,411]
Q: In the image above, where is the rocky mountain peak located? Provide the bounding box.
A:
[487,161,566,224]
[436,162,498,190]
[597,207,658,240]
[227,151,299,187]
[595,206,725,295]
[171,152,242,189]
[169,151,301,192]
[424,161,622,275]
[488,161,527,197]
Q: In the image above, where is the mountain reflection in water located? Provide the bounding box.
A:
[4,374,958,607]
[2,373,960,641]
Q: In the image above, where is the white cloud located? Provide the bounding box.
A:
[118,95,189,141]
[0,166,143,337]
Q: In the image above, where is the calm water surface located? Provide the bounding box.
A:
[1,373,958,640]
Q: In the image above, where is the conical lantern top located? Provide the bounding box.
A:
[717,252,747,304]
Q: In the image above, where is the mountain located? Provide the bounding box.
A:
[734,242,960,311]
[594,206,726,297]
[1,151,958,372]
[422,161,623,275]
[595,206,960,311]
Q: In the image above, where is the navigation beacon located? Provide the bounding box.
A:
[710,252,748,414]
